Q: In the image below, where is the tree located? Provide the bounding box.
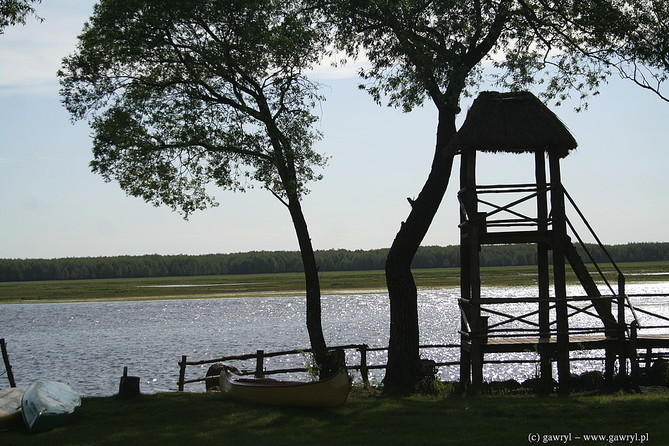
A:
[59,0,337,375]
[0,0,41,33]
[322,0,669,392]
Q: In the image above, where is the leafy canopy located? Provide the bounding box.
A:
[324,0,669,113]
[59,0,328,217]
[0,0,41,33]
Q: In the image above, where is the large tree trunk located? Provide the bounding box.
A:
[383,107,458,393]
[286,195,333,377]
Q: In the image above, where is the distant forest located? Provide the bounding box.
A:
[1,242,668,282]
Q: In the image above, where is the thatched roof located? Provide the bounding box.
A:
[449,91,577,158]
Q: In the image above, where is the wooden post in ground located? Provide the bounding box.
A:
[178,355,187,391]
[469,227,484,387]
[629,322,640,387]
[535,151,553,394]
[550,154,571,395]
[459,230,472,385]
[358,345,370,387]
[255,350,265,378]
[1,338,16,387]
[459,148,479,386]
[617,275,628,378]
[118,366,140,397]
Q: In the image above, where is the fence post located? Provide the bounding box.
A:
[629,322,639,386]
[617,274,628,377]
[1,338,16,387]
[358,344,370,388]
[255,350,265,378]
[178,355,187,392]
[617,274,626,327]
[480,316,489,344]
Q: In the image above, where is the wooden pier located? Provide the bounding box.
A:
[469,333,669,354]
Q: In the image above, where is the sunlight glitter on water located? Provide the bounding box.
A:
[1,282,667,396]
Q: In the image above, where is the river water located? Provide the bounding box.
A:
[2,282,668,396]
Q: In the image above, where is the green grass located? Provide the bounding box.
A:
[2,390,668,445]
[1,262,668,304]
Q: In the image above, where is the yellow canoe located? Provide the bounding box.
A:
[0,387,26,431]
[220,367,350,408]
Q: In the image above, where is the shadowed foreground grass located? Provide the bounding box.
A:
[3,391,668,446]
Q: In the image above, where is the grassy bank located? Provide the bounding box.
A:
[2,390,668,445]
[1,261,668,304]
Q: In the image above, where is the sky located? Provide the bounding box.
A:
[1,1,668,260]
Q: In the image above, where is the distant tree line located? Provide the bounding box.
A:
[1,242,668,282]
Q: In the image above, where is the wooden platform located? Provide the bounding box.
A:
[465,334,669,354]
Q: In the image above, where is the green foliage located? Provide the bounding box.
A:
[58,0,335,365]
[323,0,669,112]
[413,377,460,398]
[0,0,41,33]
[1,243,668,282]
[59,0,328,217]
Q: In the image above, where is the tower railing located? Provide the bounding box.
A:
[458,182,615,345]
[462,183,551,230]
[563,187,642,330]
[458,182,669,345]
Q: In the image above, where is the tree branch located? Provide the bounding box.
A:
[151,138,274,162]
[267,187,290,208]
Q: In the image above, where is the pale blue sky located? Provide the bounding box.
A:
[1,1,667,260]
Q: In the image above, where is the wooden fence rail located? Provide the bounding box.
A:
[176,342,615,391]
[177,344,457,391]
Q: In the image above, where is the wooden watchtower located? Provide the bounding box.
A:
[452,91,625,394]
